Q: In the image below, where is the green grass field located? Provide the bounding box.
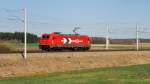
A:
[0,64,150,84]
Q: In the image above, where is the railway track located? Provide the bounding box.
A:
[0,49,150,54]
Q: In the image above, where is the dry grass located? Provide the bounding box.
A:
[0,51,150,77]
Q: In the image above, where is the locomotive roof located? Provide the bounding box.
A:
[58,34,80,36]
[52,32,81,36]
[42,32,89,37]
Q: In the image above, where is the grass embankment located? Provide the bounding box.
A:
[92,44,150,50]
[0,64,150,84]
[0,40,12,53]
[0,40,38,52]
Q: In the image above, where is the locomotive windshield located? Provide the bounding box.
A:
[42,35,49,39]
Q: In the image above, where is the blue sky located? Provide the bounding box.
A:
[0,0,150,38]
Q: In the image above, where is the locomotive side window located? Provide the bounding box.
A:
[42,35,49,39]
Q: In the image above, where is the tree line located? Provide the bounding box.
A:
[0,32,39,43]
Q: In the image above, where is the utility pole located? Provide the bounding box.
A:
[136,24,139,51]
[105,24,110,50]
[23,8,27,59]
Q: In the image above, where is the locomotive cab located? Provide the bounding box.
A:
[39,34,52,51]
[42,34,50,39]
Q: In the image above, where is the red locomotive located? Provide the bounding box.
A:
[39,32,91,51]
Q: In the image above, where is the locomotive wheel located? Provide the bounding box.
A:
[41,46,51,51]
[79,47,90,51]
[55,48,63,51]
[70,47,78,51]
[70,47,90,51]
[45,47,50,51]
[84,47,90,50]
